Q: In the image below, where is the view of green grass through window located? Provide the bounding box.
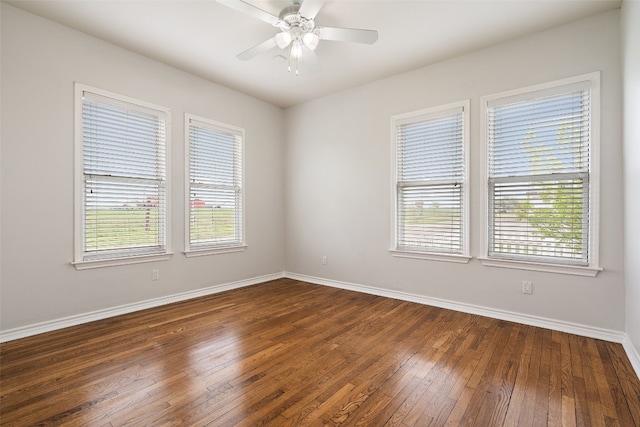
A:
[189,206,237,245]
[84,207,161,250]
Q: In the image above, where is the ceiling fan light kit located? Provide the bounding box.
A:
[275,31,292,49]
[217,0,378,75]
[302,32,320,50]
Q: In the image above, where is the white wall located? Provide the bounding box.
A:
[0,4,285,331]
[622,0,640,357]
[285,10,625,331]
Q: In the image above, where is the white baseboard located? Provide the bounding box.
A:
[286,272,640,382]
[285,272,640,381]
[622,335,640,380]
[3,270,638,383]
[284,272,627,344]
[0,272,284,343]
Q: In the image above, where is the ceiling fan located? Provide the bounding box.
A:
[217,0,379,74]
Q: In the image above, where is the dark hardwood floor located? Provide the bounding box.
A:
[1,278,639,426]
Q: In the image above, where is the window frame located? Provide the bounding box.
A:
[390,100,471,263]
[479,73,602,276]
[184,113,246,257]
[72,83,172,270]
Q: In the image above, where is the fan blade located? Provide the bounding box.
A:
[317,26,378,44]
[217,0,280,26]
[298,0,324,19]
[237,37,278,60]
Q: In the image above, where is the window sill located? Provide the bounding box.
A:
[478,257,602,277]
[390,250,471,264]
[184,245,247,258]
[72,253,173,270]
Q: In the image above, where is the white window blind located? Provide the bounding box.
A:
[487,80,593,265]
[187,116,243,251]
[79,89,168,262]
[394,104,467,255]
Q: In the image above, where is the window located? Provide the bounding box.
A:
[481,73,601,276]
[185,114,245,256]
[391,101,470,262]
[73,84,171,269]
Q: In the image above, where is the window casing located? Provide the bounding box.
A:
[73,84,171,269]
[184,114,245,256]
[481,73,601,276]
[391,101,470,262]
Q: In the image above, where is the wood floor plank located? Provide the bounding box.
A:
[1,278,639,426]
[502,325,536,426]
[443,385,476,426]
[573,375,593,426]
[532,328,552,425]
[356,337,445,425]
[583,361,607,427]
[606,342,640,425]
[548,339,563,427]
[595,340,638,426]
[471,323,524,427]
[562,395,578,427]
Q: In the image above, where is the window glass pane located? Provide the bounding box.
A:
[80,89,167,261]
[394,105,466,255]
[398,114,464,182]
[487,83,591,265]
[489,91,589,178]
[188,118,243,250]
[398,183,463,253]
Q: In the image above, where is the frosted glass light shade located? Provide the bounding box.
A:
[275,32,292,49]
[302,32,319,50]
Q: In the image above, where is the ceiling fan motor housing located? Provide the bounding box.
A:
[275,1,319,53]
[278,3,315,33]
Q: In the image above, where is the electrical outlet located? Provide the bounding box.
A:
[522,280,532,295]
[152,269,160,281]
[322,256,328,265]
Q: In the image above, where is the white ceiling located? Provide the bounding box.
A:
[6,0,621,108]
